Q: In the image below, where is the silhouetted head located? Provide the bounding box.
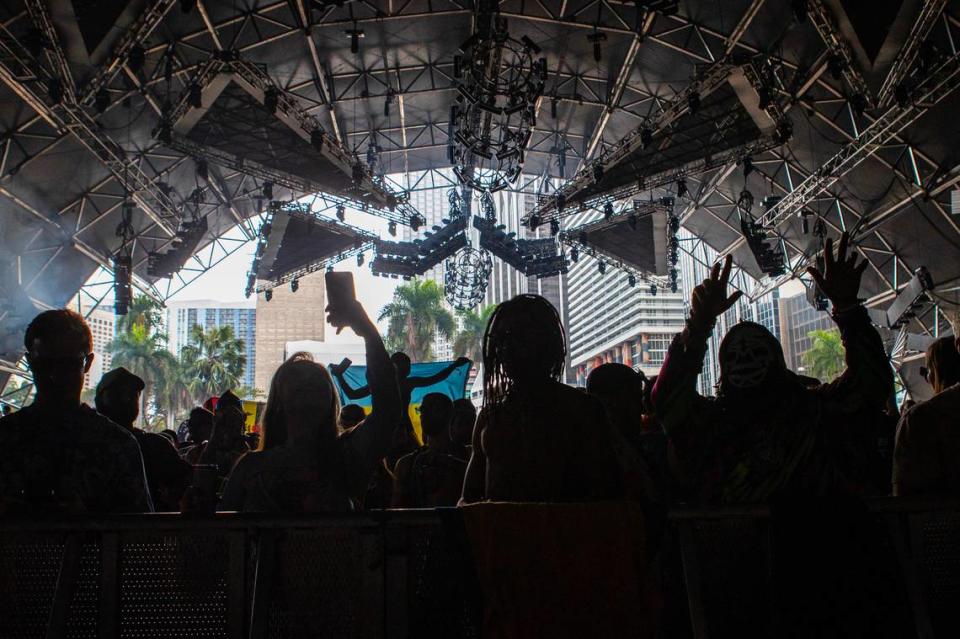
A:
[718,322,787,396]
[483,295,566,405]
[420,392,453,444]
[25,310,94,407]
[94,367,145,429]
[450,398,477,449]
[339,403,366,431]
[587,363,645,430]
[187,407,214,443]
[261,352,339,451]
[924,336,960,394]
[391,352,412,378]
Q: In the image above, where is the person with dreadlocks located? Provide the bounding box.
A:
[460,294,622,503]
[651,234,893,504]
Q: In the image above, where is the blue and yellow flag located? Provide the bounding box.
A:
[330,360,472,443]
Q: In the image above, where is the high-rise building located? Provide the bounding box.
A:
[254,270,325,391]
[166,299,257,389]
[778,291,835,373]
[404,176,460,361]
[82,305,115,390]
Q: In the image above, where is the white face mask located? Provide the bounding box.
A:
[722,328,777,389]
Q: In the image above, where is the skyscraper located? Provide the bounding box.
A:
[82,305,114,390]
[254,270,325,391]
[778,291,836,373]
[166,299,257,389]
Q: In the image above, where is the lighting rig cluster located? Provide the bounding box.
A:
[739,193,787,277]
[525,55,792,226]
[558,198,675,292]
[449,1,546,193]
[473,216,568,279]
[112,198,137,315]
[371,216,470,280]
[248,201,378,297]
[147,215,209,279]
[444,247,494,310]
[885,267,935,330]
[155,52,424,228]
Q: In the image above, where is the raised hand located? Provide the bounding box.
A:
[806,232,868,309]
[326,299,376,338]
[690,254,743,329]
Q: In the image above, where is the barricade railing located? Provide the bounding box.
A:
[0,498,956,638]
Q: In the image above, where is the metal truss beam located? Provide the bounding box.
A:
[80,0,177,106]
[756,50,960,234]
[0,24,180,236]
[806,0,873,105]
[877,0,948,107]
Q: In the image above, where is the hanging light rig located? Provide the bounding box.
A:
[113,195,136,315]
[450,2,546,194]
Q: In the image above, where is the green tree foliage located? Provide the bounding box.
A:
[180,324,247,402]
[107,320,170,426]
[801,328,846,382]
[378,279,455,362]
[452,304,496,362]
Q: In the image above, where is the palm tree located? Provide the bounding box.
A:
[801,328,846,382]
[107,322,169,425]
[452,304,496,362]
[116,295,165,335]
[180,324,246,401]
[378,279,455,362]
[154,350,194,429]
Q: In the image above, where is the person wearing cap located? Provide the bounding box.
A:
[0,310,152,514]
[96,367,190,511]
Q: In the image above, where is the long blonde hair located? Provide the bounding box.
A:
[259,352,341,452]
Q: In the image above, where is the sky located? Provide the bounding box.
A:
[166,210,401,344]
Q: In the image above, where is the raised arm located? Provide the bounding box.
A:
[652,255,738,453]
[332,366,371,400]
[808,233,893,407]
[408,357,471,389]
[328,300,402,494]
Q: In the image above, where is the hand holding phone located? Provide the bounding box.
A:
[325,271,374,337]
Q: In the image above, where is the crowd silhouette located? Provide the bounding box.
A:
[0,232,957,634]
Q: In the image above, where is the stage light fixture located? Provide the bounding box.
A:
[529,214,541,231]
[265,289,272,302]
[676,178,688,198]
[388,221,397,237]
[357,253,365,267]
[827,54,845,80]
[336,203,345,222]
[263,87,278,113]
[604,202,614,220]
[687,91,701,114]
[628,274,636,287]
[291,278,299,292]
[311,129,325,151]
[742,155,754,177]
[47,79,63,104]
[345,29,365,54]
[587,31,607,63]
[598,261,606,274]
[649,284,657,296]
[129,45,145,73]
[593,164,604,182]
[550,219,560,236]
[757,86,772,110]
[570,247,579,263]
[640,127,653,148]
[196,159,208,180]
[188,84,202,108]
[94,87,110,113]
